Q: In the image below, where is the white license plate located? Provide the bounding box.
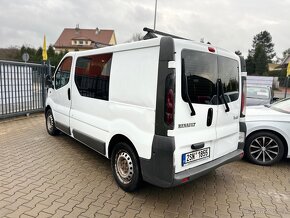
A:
[182,147,210,166]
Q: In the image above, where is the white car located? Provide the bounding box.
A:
[245,98,290,165]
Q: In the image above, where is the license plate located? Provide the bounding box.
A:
[182,147,210,166]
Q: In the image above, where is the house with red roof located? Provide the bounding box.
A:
[54,25,116,53]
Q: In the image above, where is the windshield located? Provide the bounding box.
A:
[270,98,290,113]
[247,86,270,99]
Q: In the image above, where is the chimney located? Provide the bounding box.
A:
[75,24,80,33]
[96,27,100,35]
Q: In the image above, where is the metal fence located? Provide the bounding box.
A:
[0,60,48,119]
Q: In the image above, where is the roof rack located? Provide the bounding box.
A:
[143,27,190,40]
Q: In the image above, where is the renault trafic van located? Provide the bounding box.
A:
[45,30,246,192]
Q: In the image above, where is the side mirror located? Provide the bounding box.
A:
[45,75,54,89]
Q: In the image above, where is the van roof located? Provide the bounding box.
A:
[68,36,236,59]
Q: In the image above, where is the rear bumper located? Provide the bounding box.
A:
[140,135,243,188]
[172,149,243,187]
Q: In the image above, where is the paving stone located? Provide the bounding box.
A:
[1,115,290,218]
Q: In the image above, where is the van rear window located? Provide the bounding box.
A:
[181,50,239,105]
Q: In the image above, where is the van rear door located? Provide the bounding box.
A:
[214,52,240,159]
[173,49,219,173]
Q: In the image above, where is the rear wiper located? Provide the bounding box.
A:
[182,59,195,116]
[218,79,230,112]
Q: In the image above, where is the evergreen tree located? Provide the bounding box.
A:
[253,44,268,75]
[246,53,255,75]
[251,30,275,63]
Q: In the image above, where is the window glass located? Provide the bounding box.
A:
[247,86,270,99]
[218,56,239,103]
[75,53,112,100]
[55,57,72,89]
[181,50,218,105]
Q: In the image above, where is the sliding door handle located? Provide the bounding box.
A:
[67,88,71,100]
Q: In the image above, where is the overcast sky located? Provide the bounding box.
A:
[0,0,289,57]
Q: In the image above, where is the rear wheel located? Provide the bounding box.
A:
[245,131,284,166]
[45,109,60,136]
[111,142,141,192]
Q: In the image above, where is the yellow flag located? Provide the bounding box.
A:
[287,62,290,77]
[42,35,48,61]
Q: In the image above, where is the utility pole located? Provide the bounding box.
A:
[154,0,158,30]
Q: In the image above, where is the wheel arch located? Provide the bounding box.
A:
[45,105,51,115]
[108,134,139,159]
[246,129,288,157]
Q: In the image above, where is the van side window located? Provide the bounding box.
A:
[54,57,72,89]
[75,53,112,100]
[181,50,217,105]
[218,56,239,103]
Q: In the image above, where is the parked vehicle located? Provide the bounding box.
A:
[245,98,290,165]
[246,85,275,106]
[45,28,245,191]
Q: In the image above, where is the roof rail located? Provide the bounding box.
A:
[143,27,190,40]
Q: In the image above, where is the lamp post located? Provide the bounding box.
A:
[154,0,158,30]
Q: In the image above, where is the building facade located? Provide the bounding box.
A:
[54,25,116,53]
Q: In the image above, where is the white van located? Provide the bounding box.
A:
[45,30,246,192]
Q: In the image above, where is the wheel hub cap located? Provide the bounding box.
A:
[115,151,134,184]
[249,136,279,163]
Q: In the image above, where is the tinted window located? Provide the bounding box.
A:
[182,50,218,105]
[75,53,112,100]
[55,57,72,89]
[218,56,239,103]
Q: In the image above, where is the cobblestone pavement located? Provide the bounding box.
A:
[1,114,290,218]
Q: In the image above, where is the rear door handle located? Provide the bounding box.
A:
[191,143,205,150]
[207,108,213,126]
[68,88,71,100]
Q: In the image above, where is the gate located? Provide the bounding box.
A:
[0,60,48,119]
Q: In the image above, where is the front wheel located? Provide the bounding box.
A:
[111,142,141,192]
[245,131,284,166]
[45,109,60,136]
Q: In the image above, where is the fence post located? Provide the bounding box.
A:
[42,65,46,108]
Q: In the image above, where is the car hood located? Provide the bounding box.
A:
[246,98,270,106]
[246,105,290,122]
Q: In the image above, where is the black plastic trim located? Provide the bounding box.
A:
[139,135,175,188]
[238,121,247,150]
[140,135,243,188]
[55,121,71,135]
[191,143,205,150]
[155,37,175,136]
[73,129,106,156]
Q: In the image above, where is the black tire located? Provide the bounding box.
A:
[245,131,284,166]
[45,109,60,136]
[111,142,141,192]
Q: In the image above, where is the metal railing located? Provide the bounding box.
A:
[0,60,48,119]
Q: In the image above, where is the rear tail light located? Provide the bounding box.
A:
[165,88,174,126]
[181,177,190,183]
[165,74,175,127]
[208,47,216,53]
